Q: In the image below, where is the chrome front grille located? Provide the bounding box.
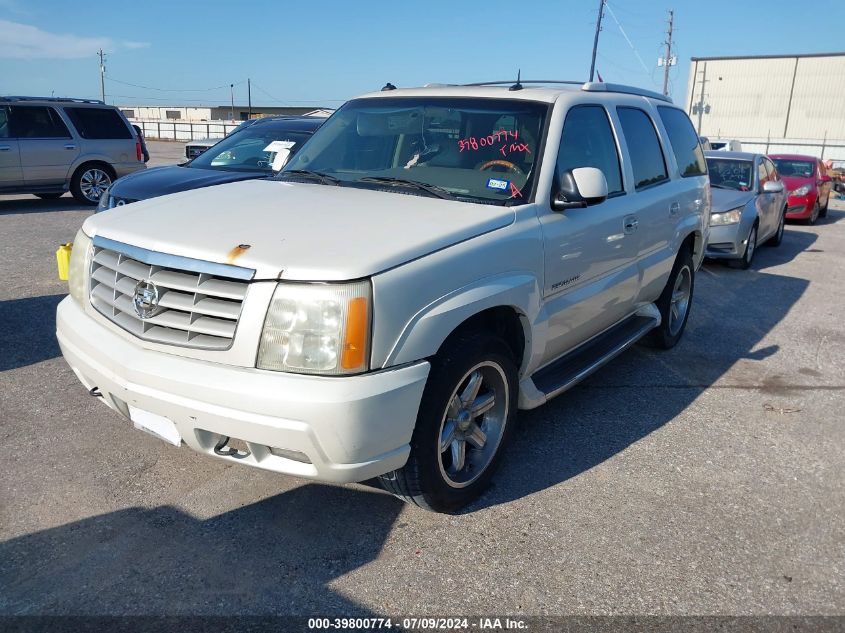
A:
[89,239,253,351]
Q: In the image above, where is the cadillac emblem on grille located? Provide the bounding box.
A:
[133,279,160,319]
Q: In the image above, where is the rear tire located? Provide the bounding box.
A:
[70,163,113,205]
[378,333,518,513]
[643,246,694,349]
[35,193,63,200]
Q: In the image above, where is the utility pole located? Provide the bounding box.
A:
[589,0,605,82]
[247,78,252,119]
[230,83,235,120]
[97,48,106,102]
[661,10,675,96]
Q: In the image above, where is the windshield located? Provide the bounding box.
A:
[706,158,753,191]
[281,97,549,204]
[189,125,312,173]
[772,159,814,178]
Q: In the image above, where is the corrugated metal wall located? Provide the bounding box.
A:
[685,54,845,159]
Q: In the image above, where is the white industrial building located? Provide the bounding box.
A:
[119,104,331,122]
[684,52,845,160]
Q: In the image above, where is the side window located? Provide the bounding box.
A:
[763,158,778,182]
[657,106,706,177]
[616,107,668,189]
[9,106,71,138]
[757,161,769,190]
[0,106,9,138]
[555,105,623,195]
[63,107,132,140]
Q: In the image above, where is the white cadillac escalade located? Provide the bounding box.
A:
[57,81,710,512]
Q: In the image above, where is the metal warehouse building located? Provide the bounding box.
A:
[685,52,845,159]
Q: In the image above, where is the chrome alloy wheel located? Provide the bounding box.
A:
[437,361,509,488]
[79,168,112,202]
[668,265,692,336]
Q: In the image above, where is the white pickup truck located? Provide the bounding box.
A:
[57,80,710,512]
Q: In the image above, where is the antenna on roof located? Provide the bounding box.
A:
[509,70,523,91]
[381,82,397,91]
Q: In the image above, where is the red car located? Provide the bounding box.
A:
[769,154,832,224]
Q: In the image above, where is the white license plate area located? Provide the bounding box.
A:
[128,405,182,447]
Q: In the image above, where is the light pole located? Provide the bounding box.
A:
[230,83,235,120]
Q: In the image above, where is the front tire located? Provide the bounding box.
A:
[643,246,694,349]
[768,206,786,247]
[731,222,758,270]
[71,163,113,205]
[378,334,518,513]
[807,201,820,225]
[819,196,829,218]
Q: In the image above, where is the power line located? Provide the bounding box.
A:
[105,76,244,92]
[604,3,653,79]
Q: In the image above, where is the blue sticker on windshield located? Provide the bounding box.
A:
[487,178,509,191]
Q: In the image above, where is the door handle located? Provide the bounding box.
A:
[623,215,639,234]
[670,202,680,215]
[64,144,76,150]
[0,145,10,151]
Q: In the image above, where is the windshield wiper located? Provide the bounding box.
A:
[279,170,341,186]
[355,176,456,201]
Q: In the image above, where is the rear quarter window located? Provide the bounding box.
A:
[657,106,706,177]
[63,107,132,140]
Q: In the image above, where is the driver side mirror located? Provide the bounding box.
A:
[272,148,292,172]
[763,180,784,193]
[552,167,609,211]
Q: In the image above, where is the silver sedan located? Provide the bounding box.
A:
[704,151,788,269]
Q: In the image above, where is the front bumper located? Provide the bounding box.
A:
[785,194,814,219]
[56,296,429,483]
[704,223,747,259]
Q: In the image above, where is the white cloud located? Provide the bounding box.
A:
[0,20,149,59]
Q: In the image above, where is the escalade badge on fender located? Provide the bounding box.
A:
[133,280,160,319]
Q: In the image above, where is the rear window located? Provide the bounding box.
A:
[63,107,132,140]
[616,107,668,189]
[657,107,706,177]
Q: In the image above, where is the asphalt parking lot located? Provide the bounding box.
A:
[0,140,843,617]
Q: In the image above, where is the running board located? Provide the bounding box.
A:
[531,311,659,402]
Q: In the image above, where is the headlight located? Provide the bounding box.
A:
[257,280,372,375]
[710,208,742,225]
[96,188,113,212]
[791,185,810,197]
[68,229,92,305]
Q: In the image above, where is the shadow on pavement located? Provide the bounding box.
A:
[0,485,403,614]
[0,196,90,216]
[470,238,810,511]
[0,295,65,371]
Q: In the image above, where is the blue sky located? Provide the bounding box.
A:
[1,0,844,108]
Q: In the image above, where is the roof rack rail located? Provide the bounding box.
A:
[1,96,106,105]
[462,80,584,87]
[581,82,672,103]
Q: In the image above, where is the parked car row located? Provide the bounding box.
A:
[29,80,839,513]
[703,150,833,268]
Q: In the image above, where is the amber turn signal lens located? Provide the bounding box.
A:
[341,297,369,370]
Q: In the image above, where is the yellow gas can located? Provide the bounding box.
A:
[56,242,73,281]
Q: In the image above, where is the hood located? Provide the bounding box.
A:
[110,165,265,201]
[710,187,755,213]
[780,174,813,193]
[85,179,515,281]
